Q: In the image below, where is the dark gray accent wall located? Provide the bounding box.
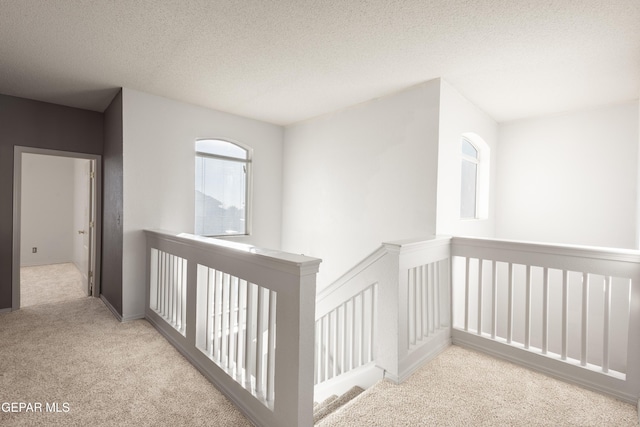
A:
[102,91,123,315]
[0,94,104,309]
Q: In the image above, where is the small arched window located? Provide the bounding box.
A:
[460,133,489,219]
[195,139,251,236]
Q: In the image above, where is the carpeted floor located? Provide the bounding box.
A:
[2,296,637,426]
[20,263,87,307]
[318,345,639,426]
[0,298,253,426]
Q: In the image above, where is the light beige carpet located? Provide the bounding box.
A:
[20,263,86,307]
[0,298,253,427]
[318,345,639,426]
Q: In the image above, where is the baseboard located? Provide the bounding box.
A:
[314,362,384,402]
[100,295,145,322]
[385,331,451,384]
[0,307,12,314]
[121,312,145,322]
[452,329,637,405]
[100,295,123,322]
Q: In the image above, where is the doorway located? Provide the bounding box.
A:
[12,147,102,310]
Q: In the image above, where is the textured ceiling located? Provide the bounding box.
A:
[0,0,638,125]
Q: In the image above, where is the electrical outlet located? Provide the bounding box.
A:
[32,247,37,253]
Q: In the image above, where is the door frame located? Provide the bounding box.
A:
[12,146,102,310]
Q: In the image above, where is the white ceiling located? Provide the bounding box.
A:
[0,1,638,125]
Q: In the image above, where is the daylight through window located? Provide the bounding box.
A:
[195,139,251,236]
[460,134,489,220]
[460,138,479,218]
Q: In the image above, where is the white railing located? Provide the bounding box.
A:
[314,236,452,399]
[145,230,321,427]
[315,283,377,385]
[145,232,640,420]
[149,249,187,335]
[451,236,640,404]
[195,265,277,401]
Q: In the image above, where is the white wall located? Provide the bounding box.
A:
[637,99,640,248]
[282,80,441,290]
[436,80,498,238]
[122,89,284,319]
[496,102,639,248]
[21,154,76,266]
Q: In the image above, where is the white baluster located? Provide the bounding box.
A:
[491,261,497,340]
[525,265,531,349]
[581,273,589,367]
[507,263,513,344]
[561,270,568,360]
[434,262,440,331]
[542,268,549,354]
[478,259,484,336]
[255,287,265,396]
[603,276,611,373]
[267,290,276,402]
[236,279,247,380]
[244,282,254,388]
[464,257,471,332]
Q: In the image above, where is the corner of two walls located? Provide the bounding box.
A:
[637,97,640,249]
[435,85,640,251]
[435,79,499,239]
[115,85,639,318]
[281,80,442,290]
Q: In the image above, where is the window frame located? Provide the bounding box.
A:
[460,133,489,220]
[195,138,253,237]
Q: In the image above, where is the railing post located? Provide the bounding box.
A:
[378,237,452,383]
[373,244,401,381]
[627,276,640,401]
[144,230,321,427]
[273,260,321,427]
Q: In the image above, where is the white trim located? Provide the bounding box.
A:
[451,235,640,264]
[12,146,102,311]
[386,332,451,384]
[195,137,253,238]
[314,362,384,402]
[316,246,387,301]
[452,329,637,404]
[460,133,490,220]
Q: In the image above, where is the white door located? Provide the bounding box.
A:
[78,160,95,296]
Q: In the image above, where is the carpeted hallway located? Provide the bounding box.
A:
[20,263,87,307]
[0,298,252,426]
[1,296,638,426]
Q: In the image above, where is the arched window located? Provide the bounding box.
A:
[460,133,489,219]
[195,139,251,236]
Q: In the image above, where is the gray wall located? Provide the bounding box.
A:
[0,94,103,309]
[102,90,123,315]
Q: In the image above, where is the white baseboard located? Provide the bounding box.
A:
[392,331,451,384]
[452,329,637,405]
[121,312,145,322]
[314,362,384,402]
[100,295,144,322]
